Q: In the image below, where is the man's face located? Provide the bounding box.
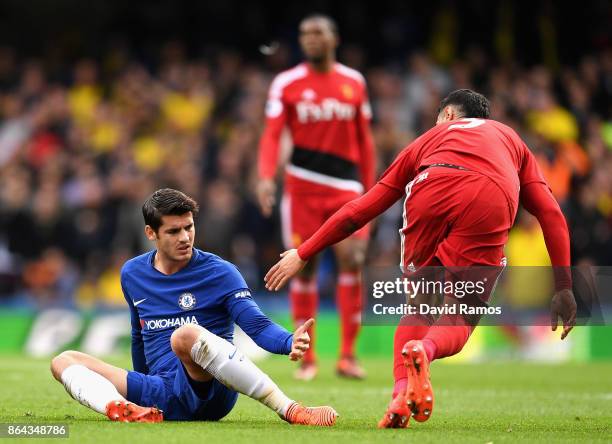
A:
[299,18,337,63]
[147,213,195,262]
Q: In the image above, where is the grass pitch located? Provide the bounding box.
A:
[0,355,611,443]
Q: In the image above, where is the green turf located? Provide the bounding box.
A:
[0,355,611,443]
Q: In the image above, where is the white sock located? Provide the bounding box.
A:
[190,329,293,417]
[61,364,125,415]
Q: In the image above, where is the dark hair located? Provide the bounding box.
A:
[142,188,199,232]
[300,13,339,36]
[438,89,490,119]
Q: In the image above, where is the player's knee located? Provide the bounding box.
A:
[186,326,227,368]
[171,324,202,358]
[50,350,79,381]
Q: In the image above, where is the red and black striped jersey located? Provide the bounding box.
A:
[258,62,375,193]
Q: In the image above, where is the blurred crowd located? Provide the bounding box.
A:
[0,41,611,309]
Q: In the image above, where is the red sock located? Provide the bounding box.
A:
[392,314,433,397]
[422,315,474,362]
[289,277,318,364]
[336,272,362,358]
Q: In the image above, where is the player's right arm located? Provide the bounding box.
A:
[264,146,418,291]
[121,270,149,374]
[263,184,400,290]
[518,148,577,339]
[257,75,289,217]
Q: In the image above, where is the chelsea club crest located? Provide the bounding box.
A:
[178,292,196,310]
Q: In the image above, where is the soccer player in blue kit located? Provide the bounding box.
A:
[50,188,338,425]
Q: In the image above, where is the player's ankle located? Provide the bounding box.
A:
[421,338,436,362]
[283,401,299,421]
[277,400,295,419]
[393,378,407,398]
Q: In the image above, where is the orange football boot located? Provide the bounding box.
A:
[402,340,434,422]
[284,401,338,426]
[105,400,163,423]
[336,356,366,379]
[377,389,410,428]
[294,362,318,381]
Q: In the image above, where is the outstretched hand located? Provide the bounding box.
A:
[289,318,314,361]
[551,288,577,340]
[264,249,306,291]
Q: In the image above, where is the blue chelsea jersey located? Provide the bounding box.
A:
[121,248,293,375]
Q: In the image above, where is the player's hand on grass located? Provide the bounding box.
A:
[289,318,314,361]
[550,288,577,340]
[256,179,277,217]
[264,249,306,291]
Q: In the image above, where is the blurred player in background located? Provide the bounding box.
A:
[50,188,337,426]
[257,14,376,380]
[264,90,577,428]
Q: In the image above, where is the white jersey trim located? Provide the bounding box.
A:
[399,171,429,272]
[268,64,308,99]
[334,63,366,85]
[286,164,364,194]
[399,179,414,273]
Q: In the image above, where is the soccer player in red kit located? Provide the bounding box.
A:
[264,89,577,427]
[257,14,376,380]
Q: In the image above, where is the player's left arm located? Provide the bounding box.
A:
[222,264,311,360]
[356,84,376,191]
[519,151,577,339]
[229,294,314,361]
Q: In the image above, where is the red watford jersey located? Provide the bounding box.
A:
[295,117,570,288]
[258,62,375,193]
[379,118,547,217]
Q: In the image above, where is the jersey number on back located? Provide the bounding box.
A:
[448,118,486,130]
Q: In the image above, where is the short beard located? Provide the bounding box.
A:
[306,54,326,64]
